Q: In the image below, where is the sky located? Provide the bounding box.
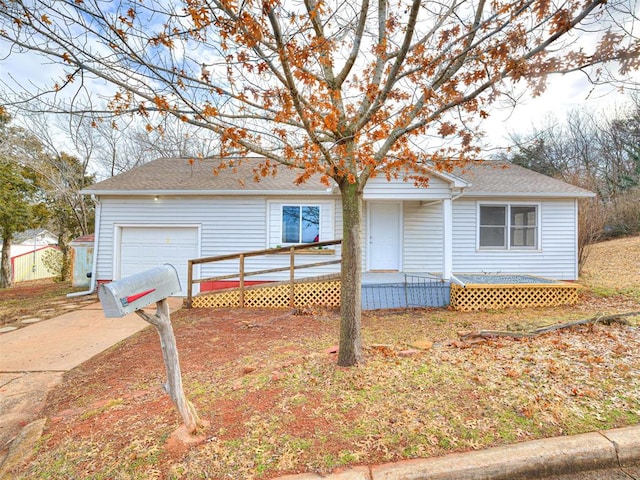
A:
[1,32,637,161]
[481,74,636,150]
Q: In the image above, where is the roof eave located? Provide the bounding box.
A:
[425,168,470,188]
[462,191,596,198]
[81,189,337,196]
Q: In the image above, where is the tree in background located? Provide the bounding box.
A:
[0,110,48,287]
[16,106,222,180]
[1,0,637,364]
[502,95,640,270]
[36,152,95,281]
[5,112,96,281]
[86,116,221,179]
[507,100,640,201]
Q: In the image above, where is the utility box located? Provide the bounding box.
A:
[70,234,94,287]
[99,264,181,318]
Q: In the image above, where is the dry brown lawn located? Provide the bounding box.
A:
[581,235,640,297]
[3,237,640,480]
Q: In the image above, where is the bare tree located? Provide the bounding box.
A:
[505,95,640,239]
[1,0,638,365]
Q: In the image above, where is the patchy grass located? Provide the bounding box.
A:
[581,235,640,299]
[0,279,97,328]
[6,237,640,479]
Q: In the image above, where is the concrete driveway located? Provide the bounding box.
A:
[0,298,182,473]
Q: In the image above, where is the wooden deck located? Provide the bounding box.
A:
[187,243,581,311]
[449,280,580,312]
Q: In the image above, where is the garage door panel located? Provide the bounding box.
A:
[119,227,199,296]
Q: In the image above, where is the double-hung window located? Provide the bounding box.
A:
[282,205,320,244]
[479,204,538,250]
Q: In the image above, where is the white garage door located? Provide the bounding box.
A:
[119,226,199,296]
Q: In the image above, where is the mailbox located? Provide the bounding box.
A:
[99,264,182,318]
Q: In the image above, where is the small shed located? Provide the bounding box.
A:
[11,245,62,282]
[13,228,58,246]
[70,234,95,288]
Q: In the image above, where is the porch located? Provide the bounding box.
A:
[449,274,580,312]
[186,241,579,311]
[361,273,450,310]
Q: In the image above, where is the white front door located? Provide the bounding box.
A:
[368,202,401,271]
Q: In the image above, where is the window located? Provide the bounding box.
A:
[479,205,506,248]
[510,206,537,248]
[479,204,538,249]
[282,205,320,244]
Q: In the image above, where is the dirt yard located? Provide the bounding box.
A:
[2,237,640,479]
[0,280,97,329]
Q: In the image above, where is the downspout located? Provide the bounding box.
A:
[67,194,101,298]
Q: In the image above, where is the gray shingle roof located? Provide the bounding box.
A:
[458,161,594,197]
[84,157,333,194]
[83,157,594,198]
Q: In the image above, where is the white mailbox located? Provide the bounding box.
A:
[99,264,181,318]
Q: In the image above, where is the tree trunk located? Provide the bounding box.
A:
[135,299,202,433]
[0,234,12,289]
[337,181,364,366]
[58,230,71,282]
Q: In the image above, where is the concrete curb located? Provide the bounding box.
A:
[600,426,640,467]
[274,426,640,480]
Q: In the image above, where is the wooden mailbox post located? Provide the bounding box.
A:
[98,264,202,434]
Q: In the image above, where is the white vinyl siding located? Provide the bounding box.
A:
[402,201,444,273]
[95,192,580,287]
[97,196,342,286]
[97,196,266,284]
[364,175,452,199]
[453,198,578,280]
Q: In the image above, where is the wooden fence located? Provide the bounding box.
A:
[186,240,342,308]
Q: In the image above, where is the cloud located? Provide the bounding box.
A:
[481,73,635,148]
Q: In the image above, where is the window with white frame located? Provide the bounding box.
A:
[479,204,538,249]
[282,205,320,244]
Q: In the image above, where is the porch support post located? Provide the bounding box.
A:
[443,198,453,280]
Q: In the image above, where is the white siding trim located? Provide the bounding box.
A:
[476,201,542,252]
[443,198,453,279]
[266,199,335,248]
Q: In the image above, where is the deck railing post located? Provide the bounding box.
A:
[186,260,193,309]
[404,274,409,308]
[289,247,295,307]
[239,254,245,308]
[187,239,342,309]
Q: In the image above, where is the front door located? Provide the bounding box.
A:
[368,202,401,271]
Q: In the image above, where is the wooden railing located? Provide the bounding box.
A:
[186,239,342,308]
